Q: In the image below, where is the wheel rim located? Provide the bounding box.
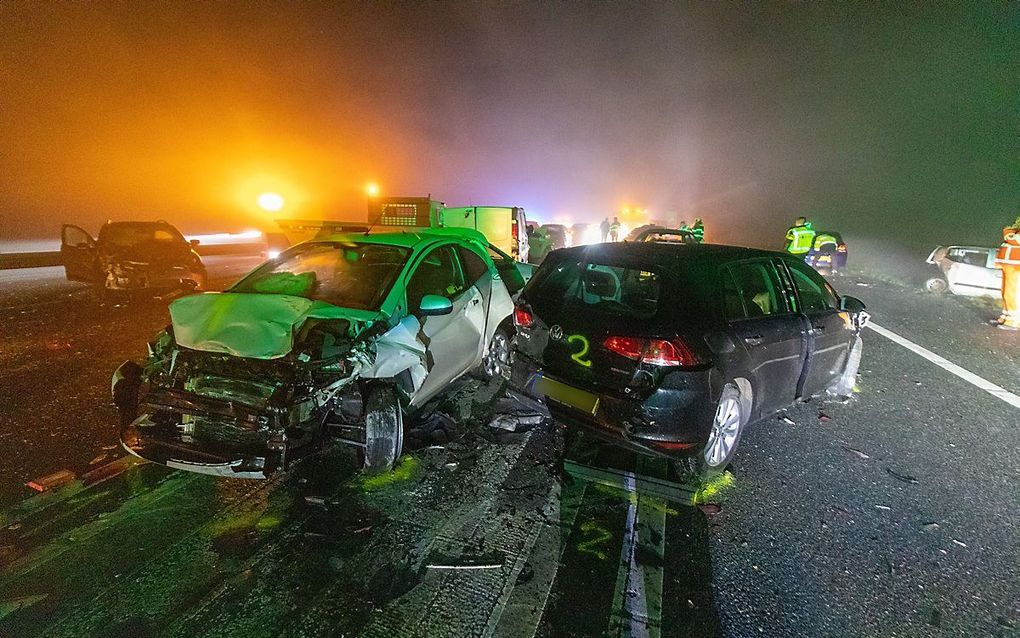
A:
[483,332,511,379]
[704,396,741,467]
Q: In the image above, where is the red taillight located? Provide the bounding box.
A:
[513,306,534,328]
[602,336,699,367]
[512,218,519,240]
[603,336,645,360]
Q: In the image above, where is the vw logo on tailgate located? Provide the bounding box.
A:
[549,325,565,341]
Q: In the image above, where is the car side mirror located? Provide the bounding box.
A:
[189,239,201,247]
[420,294,453,317]
[839,295,866,313]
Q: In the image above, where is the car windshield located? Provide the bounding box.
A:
[99,223,185,247]
[231,242,411,310]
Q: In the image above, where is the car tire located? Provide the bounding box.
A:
[476,324,513,382]
[925,277,948,294]
[363,385,404,473]
[677,384,745,481]
[827,335,863,399]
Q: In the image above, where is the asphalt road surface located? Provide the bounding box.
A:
[1,262,1017,638]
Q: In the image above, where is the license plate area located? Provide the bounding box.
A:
[532,374,600,416]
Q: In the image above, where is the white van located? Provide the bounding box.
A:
[441,206,529,263]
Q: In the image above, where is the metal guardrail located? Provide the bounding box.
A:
[0,243,266,270]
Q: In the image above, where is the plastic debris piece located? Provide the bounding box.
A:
[443,462,458,471]
[26,469,75,492]
[818,413,831,423]
[886,467,919,484]
[487,412,543,433]
[922,522,940,532]
[842,446,870,460]
[780,415,796,425]
[952,539,967,548]
[874,505,891,511]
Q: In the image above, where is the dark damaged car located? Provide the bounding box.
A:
[511,242,867,476]
[113,228,525,477]
[61,221,207,299]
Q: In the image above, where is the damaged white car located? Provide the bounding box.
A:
[924,245,1002,297]
[112,228,527,477]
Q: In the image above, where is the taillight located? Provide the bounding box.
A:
[513,306,534,328]
[602,336,699,367]
[512,218,519,240]
[837,244,847,253]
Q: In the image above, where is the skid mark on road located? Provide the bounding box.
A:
[867,321,1020,410]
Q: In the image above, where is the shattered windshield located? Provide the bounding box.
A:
[98,223,186,247]
[232,242,410,310]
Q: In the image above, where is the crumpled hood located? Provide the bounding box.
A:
[169,292,381,359]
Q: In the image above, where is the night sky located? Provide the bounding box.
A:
[2,2,1017,251]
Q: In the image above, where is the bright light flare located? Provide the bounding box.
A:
[366,182,380,197]
[257,192,285,212]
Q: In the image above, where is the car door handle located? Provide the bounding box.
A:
[744,335,764,346]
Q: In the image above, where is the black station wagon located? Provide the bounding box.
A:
[510,242,866,476]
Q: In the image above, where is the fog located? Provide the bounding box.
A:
[2,2,1017,264]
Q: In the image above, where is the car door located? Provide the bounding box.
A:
[60,224,97,282]
[946,247,1002,294]
[720,259,807,415]
[406,244,485,405]
[782,259,855,397]
[457,244,513,359]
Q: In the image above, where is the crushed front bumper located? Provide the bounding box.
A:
[121,413,277,479]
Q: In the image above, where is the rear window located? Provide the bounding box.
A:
[527,256,660,318]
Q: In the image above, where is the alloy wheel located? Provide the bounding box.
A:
[704,395,741,467]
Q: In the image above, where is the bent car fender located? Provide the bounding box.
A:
[360,315,428,393]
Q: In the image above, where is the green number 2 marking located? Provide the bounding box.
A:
[568,334,592,368]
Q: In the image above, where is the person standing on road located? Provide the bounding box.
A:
[600,217,611,242]
[785,216,815,255]
[691,218,705,243]
[994,217,1020,330]
[609,217,622,242]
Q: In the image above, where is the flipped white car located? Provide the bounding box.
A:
[925,246,1002,297]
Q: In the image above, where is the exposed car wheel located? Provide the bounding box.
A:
[827,335,863,399]
[363,385,404,473]
[925,277,948,294]
[703,385,745,472]
[477,325,513,381]
[675,384,745,484]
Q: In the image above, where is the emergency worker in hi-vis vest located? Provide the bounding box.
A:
[785,217,815,255]
[994,217,1020,330]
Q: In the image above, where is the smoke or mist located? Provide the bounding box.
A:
[2,2,1017,259]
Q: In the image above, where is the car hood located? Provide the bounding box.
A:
[169,292,382,359]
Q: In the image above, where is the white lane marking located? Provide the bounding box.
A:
[867,321,1020,410]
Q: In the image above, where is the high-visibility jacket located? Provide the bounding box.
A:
[691,220,705,243]
[785,224,815,254]
[995,237,1020,266]
[813,232,838,251]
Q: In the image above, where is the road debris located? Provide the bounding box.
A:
[842,445,871,460]
[88,453,108,466]
[778,414,796,425]
[304,495,328,507]
[818,412,831,423]
[952,539,968,548]
[26,469,75,492]
[874,505,891,511]
[886,467,919,484]
[921,522,940,532]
